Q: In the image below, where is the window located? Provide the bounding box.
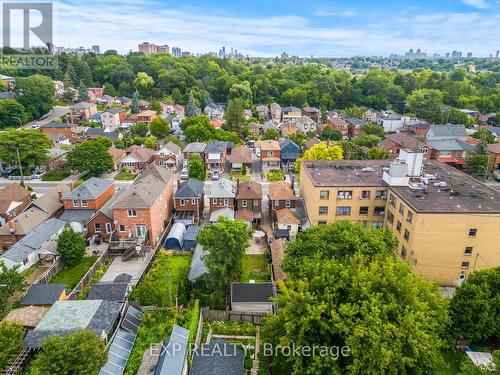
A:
[320,190,329,200]
[361,190,371,200]
[468,229,477,237]
[81,199,88,208]
[359,206,369,215]
[22,258,28,265]
[127,209,137,217]
[336,206,351,216]
[274,200,279,207]
[396,221,402,232]
[242,200,247,208]
[374,206,385,216]
[319,206,329,215]
[318,221,327,225]
[404,229,410,241]
[399,203,405,214]
[464,247,473,256]
[360,220,369,227]
[387,211,394,223]
[94,223,101,233]
[337,191,352,200]
[285,200,291,208]
[179,199,185,207]
[119,224,126,232]
[461,261,470,269]
[213,198,217,204]
[371,221,384,229]
[420,147,428,154]
[191,199,196,205]
[254,199,259,206]
[224,198,228,206]
[389,194,397,207]
[73,199,79,207]
[268,151,273,156]
[105,223,112,233]
[401,246,407,259]
[375,190,387,200]
[406,211,413,223]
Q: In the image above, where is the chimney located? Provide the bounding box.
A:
[58,190,63,202]
[290,175,295,191]
[8,220,16,234]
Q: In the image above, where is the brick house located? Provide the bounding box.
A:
[327,116,349,138]
[70,101,97,122]
[156,141,183,171]
[268,181,297,220]
[255,140,281,171]
[110,165,174,247]
[183,142,207,160]
[0,183,32,226]
[136,110,157,124]
[489,143,500,170]
[40,122,75,142]
[379,133,430,159]
[229,146,252,172]
[121,146,156,172]
[204,141,228,173]
[86,189,125,240]
[209,179,235,212]
[280,122,298,137]
[302,107,321,123]
[235,181,262,227]
[173,179,205,225]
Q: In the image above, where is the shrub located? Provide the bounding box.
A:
[266,169,284,181]
[56,226,86,266]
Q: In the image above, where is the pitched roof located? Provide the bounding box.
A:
[111,174,167,209]
[231,282,274,303]
[276,208,300,225]
[42,122,72,129]
[488,143,500,154]
[183,142,207,153]
[27,185,70,215]
[279,139,301,158]
[90,190,124,221]
[108,146,126,163]
[123,147,156,163]
[4,306,49,328]
[21,284,65,306]
[137,163,173,184]
[204,141,227,153]
[87,282,129,302]
[190,338,244,375]
[71,101,94,109]
[0,183,30,214]
[164,141,181,154]
[427,123,466,138]
[304,138,321,149]
[230,146,252,164]
[269,181,296,200]
[270,239,287,282]
[175,179,204,198]
[303,106,320,113]
[137,110,156,117]
[237,181,262,199]
[426,139,475,151]
[255,140,280,151]
[282,106,301,113]
[63,177,113,200]
[209,179,235,198]
[0,208,48,237]
[380,133,423,151]
[234,207,254,222]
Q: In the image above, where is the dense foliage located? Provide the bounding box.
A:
[187,154,206,181]
[0,261,24,317]
[56,226,86,266]
[0,321,24,370]
[67,140,114,176]
[0,129,51,167]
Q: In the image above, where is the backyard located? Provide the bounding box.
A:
[41,171,70,181]
[241,254,270,282]
[50,256,98,292]
[230,171,251,182]
[115,170,137,181]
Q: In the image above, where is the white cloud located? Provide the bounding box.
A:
[462,0,490,9]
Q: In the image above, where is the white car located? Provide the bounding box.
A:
[31,124,41,129]
[180,168,189,180]
[211,170,220,180]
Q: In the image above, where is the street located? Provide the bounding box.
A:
[24,106,70,129]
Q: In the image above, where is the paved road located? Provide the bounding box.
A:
[24,106,70,128]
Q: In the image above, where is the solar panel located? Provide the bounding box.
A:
[121,305,144,335]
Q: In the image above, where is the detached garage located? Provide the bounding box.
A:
[183,225,200,251]
[231,282,275,314]
[164,223,186,250]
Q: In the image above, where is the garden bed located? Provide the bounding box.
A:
[266,169,284,181]
[241,254,270,282]
[50,256,98,292]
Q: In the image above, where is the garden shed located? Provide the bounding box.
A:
[164,223,186,250]
[183,225,200,251]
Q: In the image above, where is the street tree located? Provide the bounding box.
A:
[0,100,28,128]
[0,129,51,167]
[130,122,149,137]
[67,140,114,176]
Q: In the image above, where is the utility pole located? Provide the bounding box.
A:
[16,147,23,179]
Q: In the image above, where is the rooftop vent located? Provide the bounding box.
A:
[361,167,375,172]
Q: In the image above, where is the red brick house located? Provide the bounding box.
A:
[268,181,297,218]
[136,110,157,124]
[121,146,156,172]
[379,133,430,159]
[302,107,321,123]
[40,122,76,142]
[255,140,281,171]
[204,141,228,173]
[173,179,205,225]
[235,180,262,227]
[0,183,32,226]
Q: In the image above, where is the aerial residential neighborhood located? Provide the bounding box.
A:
[0,1,499,374]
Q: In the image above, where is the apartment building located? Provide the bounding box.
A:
[300,152,500,286]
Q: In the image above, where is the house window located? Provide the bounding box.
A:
[274,200,279,207]
[399,203,405,214]
[375,190,387,200]
[179,199,185,207]
[285,200,291,208]
[73,199,79,207]
[105,223,112,233]
[468,229,477,237]
[119,224,126,232]
[127,209,137,217]
[242,200,247,208]
[387,211,394,223]
[318,221,327,225]
[464,247,473,256]
[320,190,329,200]
[81,199,88,208]
[406,211,413,223]
[371,221,384,229]
[212,198,217,204]
[192,199,196,205]
[404,229,410,241]
[224,198,228,206]
[94,223,101,233]
[461,261,470,269]
[359,206,369,215]
[389,194,397,207]
[396,221,402,232]
[337,191,352,200]
[319,206,329,215]
[420,147,428,154]
[374,207,385,216]
[401,246,407,259]
[336,206,351,216]
[268,151,273,156]
[361,190,371,199]
[253,199,259,206]
[22,258,29,266]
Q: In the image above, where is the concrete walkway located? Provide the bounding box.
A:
[100,250,153,285]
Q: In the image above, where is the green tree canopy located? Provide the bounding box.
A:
[183,116,217,143]
[0,321,24,369]
[188,154,206,181]
[359,123,385,138]
[407,89,444,123]
[130,122,149,137]
[77,80,89,101]
[0,129,51,167]
[262,128,279,140]
[150,117,170,139]
[0,100,28,128]
[224,98,245,134]
[186,94,199,117]
[56,226,86,266]
[14,74,55,119]
[67,140,114,176]
[0,261,24,317]
[296,142,343,172]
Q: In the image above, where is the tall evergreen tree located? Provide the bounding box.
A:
[201,91,212,109]
[186,94,198,117]
[131,90,140,113]
[77,80,89,101]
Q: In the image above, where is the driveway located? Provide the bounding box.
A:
[24,106,70,128]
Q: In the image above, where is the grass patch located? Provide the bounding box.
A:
[77,256,114,300]
[130,251,192,307]
[50,256,99,292]
[41,171,70,181]
[241,254,270,282]
[266,169,284,181]
[230,171,251,182]
[207,320,257,336]
[115,171,137,181]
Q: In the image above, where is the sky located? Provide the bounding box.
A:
[5,0,500,57]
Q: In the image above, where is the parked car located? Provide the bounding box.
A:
[493,169,500,182]
[33,171,45,179]
[1,167,18,177]
[31,124,41,129]
[211,170,220,180]
[180,168,189,180]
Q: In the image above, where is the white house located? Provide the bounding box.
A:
[295,116,317,133]
[101,109,125,131]
[156,141,183,170]
[204,103,224,120]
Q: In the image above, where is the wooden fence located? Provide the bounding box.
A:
[33,258,64,285]
[67,248,110,300]
[202,308,268,325]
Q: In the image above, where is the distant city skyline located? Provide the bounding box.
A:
[9,0,500,57]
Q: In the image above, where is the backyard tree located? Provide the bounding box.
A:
[29,330,107,375]
[67,140,114,176]
[186,94,198,117]
[296,142,343,172]
[262,128,279,141]
[0,129,51,168]
[77,80,89,101]
[201,91,212,109]
[407,88,444,123]
[0,321,24,369]
[183,118,216,143]
[0,261,24,317]
[150,117,170,139]
[188,154,206,181]
[449,266,500,342]
[198,217,253,296]
[56,226,86,266]
[130,122,149,137]
[14,74,55,119]
[224,98,245,134]
[131,90,140,113]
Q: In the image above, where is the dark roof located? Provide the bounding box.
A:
[59,209,95,223]
[175,179,204,198]
[184,225,200,242]
[63,177,113,200]
[231,283,274,303]
[280,139,301,159]
[190,339,244,375]
[204,141,227,153]
[87,283,129,302]
[42,122,72,128]
[84,128,121,139]
[380,133,423,151]
[21,284,65,306]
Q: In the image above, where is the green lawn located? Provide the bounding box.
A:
[115,171,137,181]
[41,171,70,181]
[230,171,251,182]
[241,254,270,282]
[50,256,99,292]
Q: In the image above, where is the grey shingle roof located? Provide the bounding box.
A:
[164,141,181,154]
[190,339,244,375]
[87,283,129,302]
[95,188,124,219]
[42,122,72,128]
[426,139,475,151]
[60,209,95,223]
[111,174,166,209]
[209,179,235,198]
[427,124,466,138]
[183,142,206,153]
[63,177,113,200]
[204,141,227,153]
[175,179,204,198]
[231,282,274,303]
[21,284,65,306]
[26,184,70,215]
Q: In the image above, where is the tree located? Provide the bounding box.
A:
[465,141,490,177]
[186,94,198,117]
[354,134,381,148]
[67,140,114,176]
[150,117,170,139]
[130,122,149,137]
[150,100,162,114]
[201,91,213,109]
[228,81,252,106]
[134,72,154,96]
[0,321,24,369]
[344,105,364,119]
[262,254,449,375]
[359,123,385,138]
[0,100,28,128]
[171,88,183,104]
[56,226,86,266]
[296,142,343,172]
[183,117,217,143]
[472,128,495,144]
[14,74,55,119]
[366,147,390,159]
[262,128,279,140]
[320,127,342,141]
[224,98,245,133]
[0,261,24,317]
[407,89,444,123]
[29,330,107,375]
[198,217,253,296]
[449,267,500,342]
[143,136,158,149]
[131,90,140,113]
[0,129,51,167]
[77,80,89,101]
[188,154,206,181]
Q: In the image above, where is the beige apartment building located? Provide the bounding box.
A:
[300,155,500,286]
